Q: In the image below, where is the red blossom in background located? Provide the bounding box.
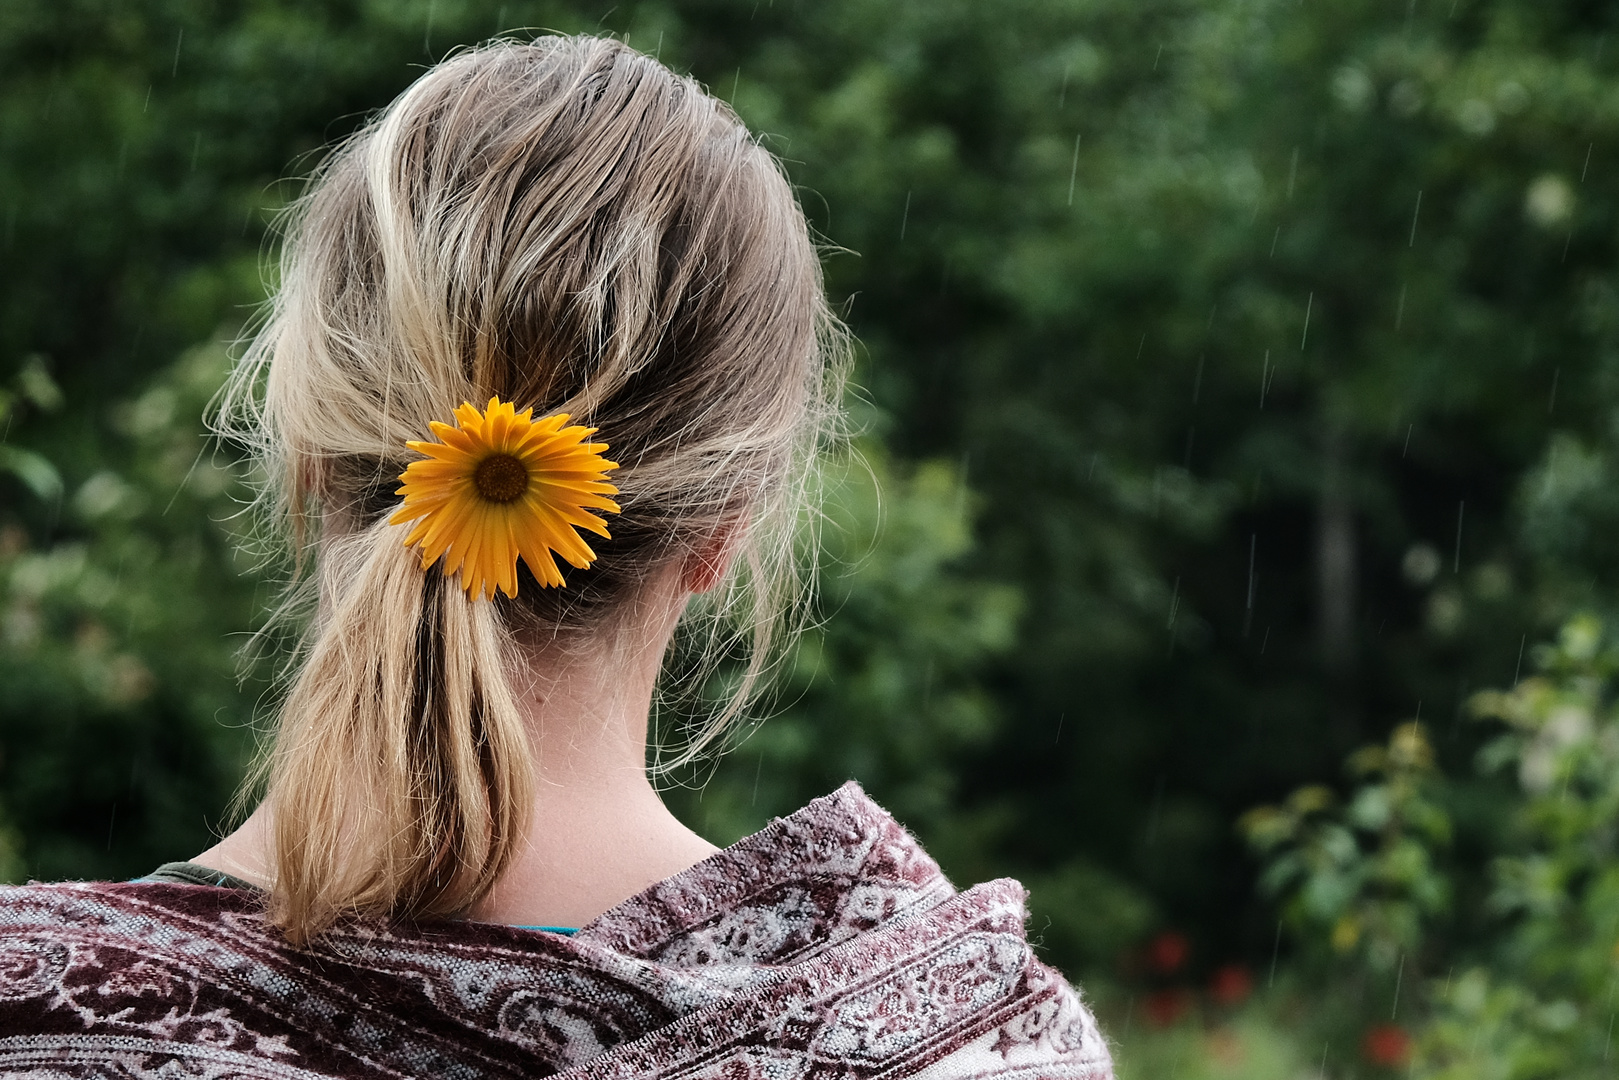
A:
[1146,931,1189,975]
[1208,964,1253,1006]
[1362,1023,1412,1068]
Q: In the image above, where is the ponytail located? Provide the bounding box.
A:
[262,521,533,944]
[221,37,842,944]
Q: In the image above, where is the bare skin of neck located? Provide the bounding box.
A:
[192,559,720,929]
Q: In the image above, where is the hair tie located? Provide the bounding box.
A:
[389,396,621,600]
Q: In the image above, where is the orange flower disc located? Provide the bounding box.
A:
[389,396,621,600]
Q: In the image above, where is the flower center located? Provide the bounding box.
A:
[473,454,529,503]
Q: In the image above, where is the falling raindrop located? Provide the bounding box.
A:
[1067,133,1081,206]
[899,190,911,240]
[171,29,183,78]
[1583,142,1594,183]
[1453,501,1465,572]
[1287,147,1300,200]
[1605,977,1618,1062]
[1244,534,1257,638]
[1300,292,1313,351]
[1392,953,1404,1018]
[1409,190,1423,247]
[1166,575,1180,657]
[1268,919,1281,987]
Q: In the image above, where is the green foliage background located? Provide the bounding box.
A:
[4,0,1619,1074]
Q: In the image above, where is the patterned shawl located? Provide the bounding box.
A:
[0,783,1114,1079]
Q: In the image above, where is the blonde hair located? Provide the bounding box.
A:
[220,36,843,944]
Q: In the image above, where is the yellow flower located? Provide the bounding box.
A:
[389,397,620,600]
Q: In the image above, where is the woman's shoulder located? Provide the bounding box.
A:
[572,782,1115,1077]
[0,874,262,925]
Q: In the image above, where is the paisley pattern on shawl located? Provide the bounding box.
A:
[0,783,1114,1079]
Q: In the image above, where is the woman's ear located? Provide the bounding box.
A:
[682,518,747,594]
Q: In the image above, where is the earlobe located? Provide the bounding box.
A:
[682,519,746,594]
[682,558,720,594]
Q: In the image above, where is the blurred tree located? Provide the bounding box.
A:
[0,343,258,880]
[1239,614,1619,1078]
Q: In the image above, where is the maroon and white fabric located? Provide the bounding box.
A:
[0,783,1114,1078]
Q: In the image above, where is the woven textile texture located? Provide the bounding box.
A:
[0,783,1114,1079]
